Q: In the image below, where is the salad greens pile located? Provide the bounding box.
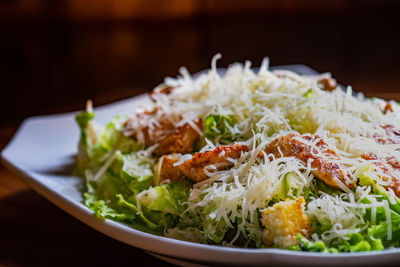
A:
[76,110,190,234]
[76,109,400,252]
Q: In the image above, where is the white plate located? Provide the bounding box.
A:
[2,65,400,266]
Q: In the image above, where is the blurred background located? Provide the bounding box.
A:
[1,0,400,127]
[1,0,400,266]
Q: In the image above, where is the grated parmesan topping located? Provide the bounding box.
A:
[125,55,400,246]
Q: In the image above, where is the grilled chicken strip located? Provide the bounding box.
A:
[153,121,203,156]
[154,153,185,184]
[179,144,249,182]
[265,134,355,190]
[124,108,203,156]
[156,144,249,183]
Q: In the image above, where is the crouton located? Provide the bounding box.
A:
[261,197,310,248]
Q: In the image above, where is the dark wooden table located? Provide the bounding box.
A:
[1,7,400,266]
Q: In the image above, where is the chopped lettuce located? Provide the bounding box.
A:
[99,116,139,153]
[75,112,139,176]
[312,179,342,197]
[277,172,298,200]
[303,88,315,99]
[304,181,400,252]
[76,110,191,234]
[296,230,385,253]
[115,152,154,192]
[201,204,230,243]
[84,169,191,234]
[357,168,400,247]
[301,163,400,252]
[139,181,190,215]
[204,114,235,142]
[364,198,400,248]
[295,233,382,253]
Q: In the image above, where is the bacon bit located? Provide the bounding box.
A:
[383,102,394,114]
[264,134,354,190]
[156,144,249,183]
[318,77,337,91]
[361,154,400,197]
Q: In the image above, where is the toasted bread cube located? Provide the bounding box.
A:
[261,197,311,248]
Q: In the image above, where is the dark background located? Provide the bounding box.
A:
[1,0,400,127]
[1,0,400,266]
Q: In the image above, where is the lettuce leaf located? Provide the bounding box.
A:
[304,182,400,252]
[139,181,190,215]
[204,114,235,142]
[75,110,106,176]
[85,169,191,234]
[75,111,140,176]
[364,198,400,248]
[296,232,384,253]
[98,116,139,153]
[196,201,230,244]
[76,110,95,141]
[114,152,154,193]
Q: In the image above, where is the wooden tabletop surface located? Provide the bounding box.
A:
[1,7,400,266]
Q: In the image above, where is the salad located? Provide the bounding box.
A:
[75,55,400,252]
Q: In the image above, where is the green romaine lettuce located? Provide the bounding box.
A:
[204,114,235,142]
[139,181,190,215]
[75,111,140,176]
[76,110,192,234]
[296,232,384,253]
[113,152,154,193]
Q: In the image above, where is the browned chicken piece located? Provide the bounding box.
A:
[178,144,249,182]
[261,197,311,248]
[383,102,394,114]
[125,107,203,156]
[361,153,400,197]
[154,120,203,156]
[149,86,175,101]
[264,134,355,190]
[153,154,185,185]
[373,125,400,145]
[136,109,174,146]
[317,77,337,91]
[156,144,249,184]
